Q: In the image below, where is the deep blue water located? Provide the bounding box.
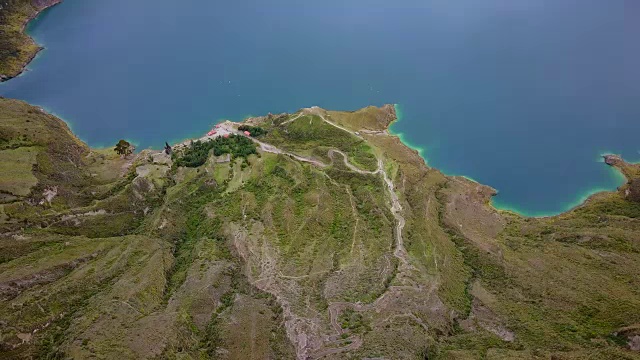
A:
[2,0,639,216]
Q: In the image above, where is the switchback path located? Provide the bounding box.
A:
[230,115,418,359]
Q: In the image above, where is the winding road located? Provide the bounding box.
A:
[232,111,416,359]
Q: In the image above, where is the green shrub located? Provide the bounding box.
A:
[238,125,268,137]
[173,134,257,167]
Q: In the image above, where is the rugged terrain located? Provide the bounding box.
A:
[0,97,639,359]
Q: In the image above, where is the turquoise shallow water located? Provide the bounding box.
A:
[389,104,632,217]
[1,0,639,216]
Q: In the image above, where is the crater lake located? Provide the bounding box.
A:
[1,0,639,215]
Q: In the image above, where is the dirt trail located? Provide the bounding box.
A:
[253,139,328,168]
[280,112,305,125]
[313,113,412,277]
[231,115,416,359]
[254,137,412,276]
[305,106,357,137]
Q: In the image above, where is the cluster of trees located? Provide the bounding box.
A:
[238,125,267,137]
[174,134,257,167]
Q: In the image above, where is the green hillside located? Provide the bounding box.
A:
[0,99,639,359]
[0,0,62,81]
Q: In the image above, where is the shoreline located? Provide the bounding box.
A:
[0,0,62,83]
[3,2,632,218]
[385,104,630,219]
[490,171,626,218]
[386,104,431,166]
[7,95,633,221]
[1,0,636,221]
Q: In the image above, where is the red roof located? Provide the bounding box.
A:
[244,131,251,136]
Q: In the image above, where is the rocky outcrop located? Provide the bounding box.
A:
[603,154,623,166]
[32,0,62,10]
[603,154,640,202]
[615,325,640,352]
[628,179,640,203]
[378,104,397,127]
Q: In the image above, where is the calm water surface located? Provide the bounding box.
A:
[2,0,639,216]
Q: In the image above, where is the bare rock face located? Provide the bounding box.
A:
[616,325,640,351]
[603,154,640,203]
[31,0,62,10]
[630,335,640,351]
[603,154,623,166]
[376,104,397,128]
[628,179,640,203]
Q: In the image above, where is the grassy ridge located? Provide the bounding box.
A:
[429,175,640,358]
[1,101,640,359]
[261,113,379,171]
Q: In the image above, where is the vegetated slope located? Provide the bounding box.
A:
[0,100,639,360]
[0,0,61,81]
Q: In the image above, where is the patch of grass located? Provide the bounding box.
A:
[429,331,517,360]
[349,142,378,172]
[0,98,92,209]
[164,184,224,297]
[575,194,640,218]
[0,146,39,196]
[326,105,396,132]
[49,212,142,238]
[339,308,371,333]
[262,114,376,170]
